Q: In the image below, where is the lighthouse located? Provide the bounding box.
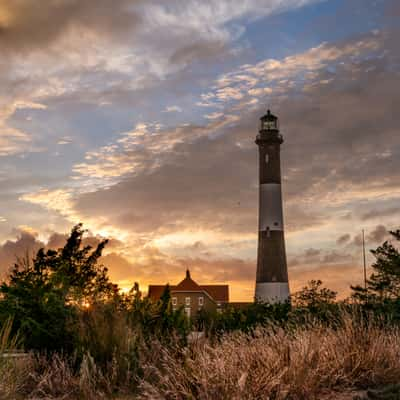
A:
[255,110,290,303]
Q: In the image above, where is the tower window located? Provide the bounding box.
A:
[172,297,177,306]
[185,297,190,306]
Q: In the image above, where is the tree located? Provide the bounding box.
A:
[293,280,337,309]
[352,229,400,303]
[0,224,116,351]
[0,256,73,351]
[49,224,117,305]
[291,280,338,323]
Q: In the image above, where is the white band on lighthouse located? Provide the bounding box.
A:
[259,183,283,232]
[255,282,290,303]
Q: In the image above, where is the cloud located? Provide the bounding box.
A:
[21,29,400,275]
[285,205,325,232]
[336,234,351,245]
[289,263,365,299]
[169,39,228,66]
[360,207,400,221]
[367,225,388,244]
[322,250,352,264]
[0,222,368,301]
[197,33,381,108]
[0,0,324,91]
[205,112,224,120]
[0,0,140,54]
[304,248,321,258]
[20,189,77,220]
[0,0,328,165]
[0,101,38,156]
[57,136,73,145]
[3,3,400,301]
[99,252,137,282]
[352,225,390,247]
[289,247,355,269]
[385,0,400,17]
[0,227,252,294]
[163,106,183,113]
[45,230,123,252]
[67,33,397,240]
[0,227,44,277]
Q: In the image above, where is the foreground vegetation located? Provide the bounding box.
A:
[0,225,399,399]
[1,313,400,399]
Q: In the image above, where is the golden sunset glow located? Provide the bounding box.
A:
[0,0,399,302]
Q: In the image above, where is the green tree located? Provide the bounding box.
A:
[352,229,400,303]
[293,279,337,309]
[0,224,116,351]
[291,280,339,323]
[0,256,72,351]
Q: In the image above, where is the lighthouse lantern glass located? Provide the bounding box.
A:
[261,118,278,131]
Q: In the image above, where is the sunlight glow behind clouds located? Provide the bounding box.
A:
[0,0,398,300]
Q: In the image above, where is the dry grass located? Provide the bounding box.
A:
[1,315,400,399]
[139,317,400,400]
[0,318,32,399]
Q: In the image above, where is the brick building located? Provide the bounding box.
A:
[148,270,229,317]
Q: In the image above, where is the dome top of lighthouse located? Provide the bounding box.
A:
[260,109,277,121]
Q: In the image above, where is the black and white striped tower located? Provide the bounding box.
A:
[255,110,290,303]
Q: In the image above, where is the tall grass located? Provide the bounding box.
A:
[2,313,400,399]
[139,316,400,399]
[0,318,31,399]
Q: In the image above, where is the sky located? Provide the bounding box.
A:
[0,0,399,301]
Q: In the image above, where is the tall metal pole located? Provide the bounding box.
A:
[362,229,367,290]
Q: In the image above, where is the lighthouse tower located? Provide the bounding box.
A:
[255,110,290,303]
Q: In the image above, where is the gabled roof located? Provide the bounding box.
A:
[147,270,229,303]
[200,285,229,302]
[175,270,203,291]
[148,285,172,300]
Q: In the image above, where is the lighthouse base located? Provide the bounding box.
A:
[255,282,290,304]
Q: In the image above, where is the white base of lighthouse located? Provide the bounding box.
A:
[255,282,290,304]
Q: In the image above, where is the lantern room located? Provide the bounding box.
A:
[260,109,279,132]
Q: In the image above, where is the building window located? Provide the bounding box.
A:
[217,308,222,314]
[184,307,191,318]
[172,297,177,306]
[185,297,190,306]
[217,302,221,307]
[198,296,204,306]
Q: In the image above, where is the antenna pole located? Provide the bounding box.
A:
[362,229,367,290]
